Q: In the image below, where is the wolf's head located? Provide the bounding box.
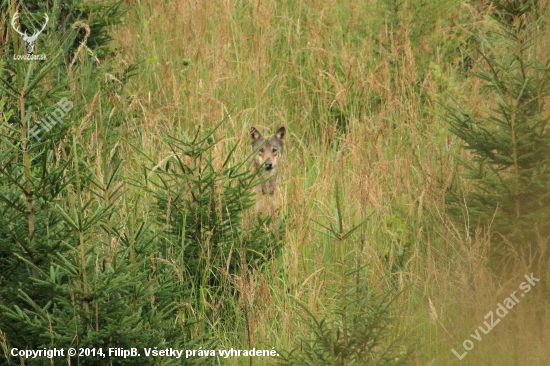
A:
[250,126,285,174]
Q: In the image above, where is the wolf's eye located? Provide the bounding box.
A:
[272,148,278,154]
[259,148,264,153]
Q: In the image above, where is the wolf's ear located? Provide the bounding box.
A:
[275,126,286,141]
[250,127,262,143]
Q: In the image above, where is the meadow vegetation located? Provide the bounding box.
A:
[1,0,549,365]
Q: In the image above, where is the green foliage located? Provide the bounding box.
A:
[279,288,409,366]
[0,2,202,365]
[145,124,280,321]
[2,1,279,362]
[446,1,550,254]
[279,185,410,365]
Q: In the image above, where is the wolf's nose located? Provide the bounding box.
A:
[265,161,273,170]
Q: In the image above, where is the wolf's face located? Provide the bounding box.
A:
[250,126,285,174]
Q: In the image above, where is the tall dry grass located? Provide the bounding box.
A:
[101,0,550,364]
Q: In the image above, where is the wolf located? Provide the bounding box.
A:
[250,126,286,227]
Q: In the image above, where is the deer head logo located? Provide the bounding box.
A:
[11,12,49,56]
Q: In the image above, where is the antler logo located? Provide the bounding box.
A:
[11,11,49,56]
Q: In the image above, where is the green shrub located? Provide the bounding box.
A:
[145,124,281,317]
[446,0,550,260]
[0,3,202,364]
[278,186,410,365]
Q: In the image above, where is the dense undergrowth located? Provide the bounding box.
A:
[1,0,549,365]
